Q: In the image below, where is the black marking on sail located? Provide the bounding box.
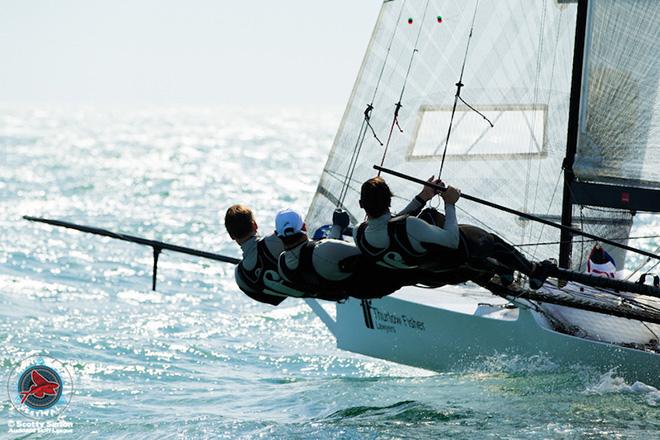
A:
[517,214,630,226]
[570,181,660,213]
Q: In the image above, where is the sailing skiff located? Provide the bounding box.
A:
[304,0,660,385]
[24,0,660,386]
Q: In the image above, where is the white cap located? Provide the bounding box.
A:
[275,209,305,237]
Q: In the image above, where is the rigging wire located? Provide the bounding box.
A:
[337,0,407,206]
[625,246,660,281]
[337,120,369,206]
[515,235,660,247]
[437,0,493,178]
[522,0,549,247]
[530,169,563,260]
[377,0,431,175]
[527,10,564,251]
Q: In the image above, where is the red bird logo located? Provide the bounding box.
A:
[19,370,60,404]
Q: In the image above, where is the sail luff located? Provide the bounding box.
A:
[559,0,590,269]
[305,4,390,220]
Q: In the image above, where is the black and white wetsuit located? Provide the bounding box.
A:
[354,196,463,270]
[278,238,403,301]
[355,198,535,282]
[234,234,287,306]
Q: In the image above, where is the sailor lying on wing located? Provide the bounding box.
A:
[224,204,289,305]
[225,205,402,305]
[275,208,405,301]
[353,176,553,289]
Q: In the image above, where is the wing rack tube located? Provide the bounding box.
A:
[23,216,240,290]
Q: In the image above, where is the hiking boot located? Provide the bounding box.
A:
[498,271,515,287]
[529,259,557,290]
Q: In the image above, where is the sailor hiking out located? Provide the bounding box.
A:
[275,208,404,301]
[354,177,552,289]
[224,204,288,305]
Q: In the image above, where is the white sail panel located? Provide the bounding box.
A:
[575,0,660,188]
[308,0,578,263]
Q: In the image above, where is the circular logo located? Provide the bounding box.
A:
[18,365,63,409]
[7,355,73,419]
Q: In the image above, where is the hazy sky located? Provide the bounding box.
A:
[0,0,382,106]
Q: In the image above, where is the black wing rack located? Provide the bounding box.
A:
[23,216,240,290]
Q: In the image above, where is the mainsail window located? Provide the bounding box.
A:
[408,105,547,160]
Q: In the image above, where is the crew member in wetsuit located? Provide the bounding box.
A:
[224,204,287,306]
[354,177,551,289]
[275,208,403,301]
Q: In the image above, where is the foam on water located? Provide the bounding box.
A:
[584,370,660,406]
[1,106,658,439]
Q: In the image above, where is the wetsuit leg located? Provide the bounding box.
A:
[489,234,535,275]
[460,225,534,275]
[346,261,409,299]
[411,211,474,285]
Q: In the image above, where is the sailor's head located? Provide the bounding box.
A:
[359,176,392,218]
[225,204,258,243]
[275,208,307,246]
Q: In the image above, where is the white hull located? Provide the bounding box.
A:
[308,285,660,387]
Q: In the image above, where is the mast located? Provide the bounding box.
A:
[559,0,590,269]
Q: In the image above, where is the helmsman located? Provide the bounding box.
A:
[353,176,551,289]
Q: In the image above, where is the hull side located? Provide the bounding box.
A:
[334,292,660,387]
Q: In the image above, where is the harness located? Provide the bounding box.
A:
[277,241,351,301]
[234,239,307,305]
[356,215,425,269]
[236,239,281,295]
[355,215,469,272]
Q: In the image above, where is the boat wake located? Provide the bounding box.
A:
[470,353,560,375]
[584,369,660,406]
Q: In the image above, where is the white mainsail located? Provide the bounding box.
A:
[308,0,658,272]
[302,1,660,380]
[308,0,578,266]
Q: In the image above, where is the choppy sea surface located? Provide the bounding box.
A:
[1,107,658,439]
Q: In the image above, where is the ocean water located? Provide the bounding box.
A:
[1,106,659,439]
